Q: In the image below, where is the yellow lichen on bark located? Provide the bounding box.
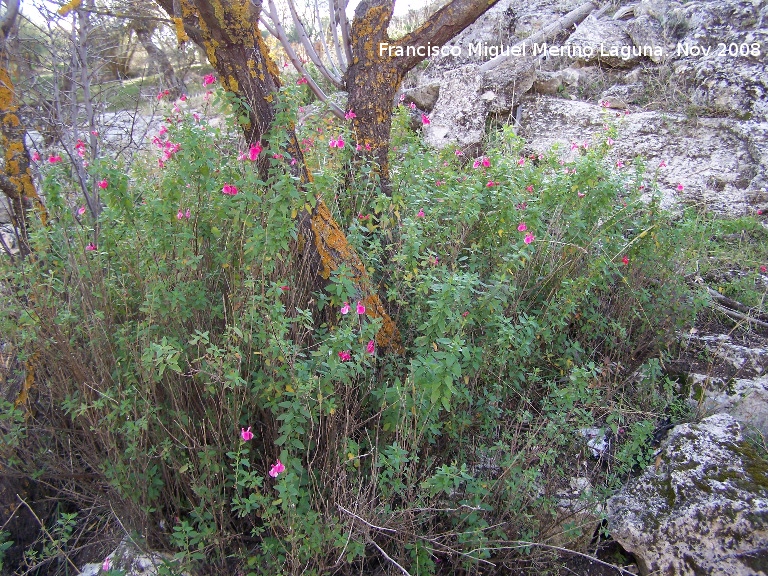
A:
[57,0,82,16]
[173,17,189,43]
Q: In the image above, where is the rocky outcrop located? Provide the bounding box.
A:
[607,414,768,575]
[79,538,180,576]
[518,96,767,215]
[681,331,768,437]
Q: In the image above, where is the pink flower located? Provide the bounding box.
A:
[486,181,495,187]
[472,159,481,168]
[455,149,464,156]
[179,94,187,102]
[177,210,184,220]
[297,76,308,85]
[77,205,86,216]
[616,160,625,168]
[622,255,629,265]
[517,222,527,232]
[517,157,525,166]
[366,340,375,354]
[329,137,345,148]
[340,301,350,315]
[249,142,262,160]
[158,125,168,137]
[358,213,370,221]
[399,93,406,101]
[338,350,351,362]
[97,179,108,189]
[761,266,767,273]
[280,285,290,291]
[48,155,62,163]
[102,558,111,572]
[481,157,490,168]
[582,141,589,150]
[31,151,40,161]
[526,185,534,193]
[659,160,667,168]
[91,130,99,136]
[222,184,238,195]
[157,91,165,100]
[202,74,216,86]
[345,109,356,120]
[241,426,254,441]
[421,114,430,125]
[758,209,764,215]
[462,311,469,317]
[606,138,614,146]
[85,242,96,251]
[185,209,191,219]
[676,183,684,192]
[416,209,425,218]
[523,233,534,244]
[356,301,365,315]
[269,459,285,477]
[577,192,586,198]
[409,102,416,110]
[570,141,579,151]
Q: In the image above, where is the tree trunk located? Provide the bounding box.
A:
[134,25,185,98]
[154,0,402,351]
[345,0,504,193]
[0,0,47,255]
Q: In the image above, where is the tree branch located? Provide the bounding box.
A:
[312,0,343,77]
[0,0,20,38]
[328,0,347,71]
[337,0,353,64]
[396,0,503,71]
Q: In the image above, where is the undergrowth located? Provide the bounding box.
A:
[0,81,724,576]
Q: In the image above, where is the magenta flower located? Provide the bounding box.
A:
[487,181,495,187]
[338,350,352,362]
[269,459,285,477]
[97,179,108,189]
[570,141,579,151]
[179,94,187,102]
[761,266,767,273]
[366,340,375,354]
[482,157,490,168]
[409,102,416,110]
[31,151,40,161]
[241,426,254,441]
[606,137,614,146]
[421,114,430,125]
[417,209,425,218]
[222,184,238,195]
[77,205,86,216]
[517,222,527,232]
[356,301,365,315]
[455,149,464,156]
[102,557,111,572]
[345,109,356,120]
[85,242,96,251]
[280,285,290,291]
[526,185,534,192]
[659,160,667,168]
[577,192,586,198]
[517,157,525,166]
[297,76,308,85]
[48,155,62,163]
[202,74,216,86]
[616,160,625,168]
[676,183,684,192]
[462,311,469,317]
[249,142,262,160]
[399,93,406,101]
[177,209,184,220]
[622,255,629,265]
[524,233,534,244]
[340,301,350,315]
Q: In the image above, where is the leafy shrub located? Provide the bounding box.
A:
[1,87,701,574]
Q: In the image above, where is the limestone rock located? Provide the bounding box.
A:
[563,15,641,67]
[402,83,440,112]
[625,15,667,63]
[79,538,181,576]
[0,197,11,224]
[519,95,767,215]
[607,414,768,575]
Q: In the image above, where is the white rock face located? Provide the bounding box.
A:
[519,96,767,215]
[607,414,768,576]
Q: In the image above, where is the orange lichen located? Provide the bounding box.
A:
[57,0,81,16]
[173,17,189,43]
